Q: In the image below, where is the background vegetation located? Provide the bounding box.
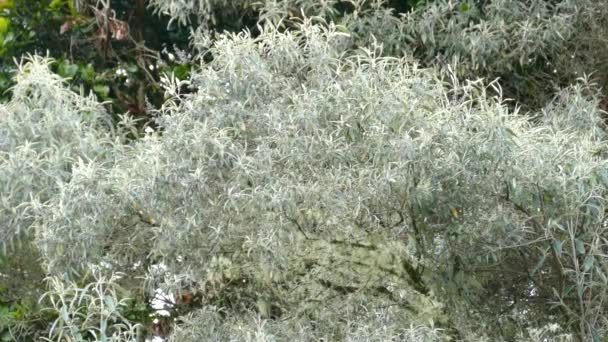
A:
[1,0,608,341]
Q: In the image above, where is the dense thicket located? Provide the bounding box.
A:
[148,0,608,110]
[2,0,608,341]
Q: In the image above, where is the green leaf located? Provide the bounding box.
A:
[577,285,584,299]
[595,266,607,283]
[2,31,13,44]
[575,239,585,255]
[172,64,190,79]
[104,295,116,312]
[80,64,96,83]
[126,64,138,73]
[93,84,109,98]
[256,299,270,318]
[0,17,9,35]
[530,249,547,276]
[48,0,66,10]
[592,329,601,342]
[551,240,562,257]
[582,256,594,272]
[60,305,69,321]
[2,332,13,342]
[58,61,78,78]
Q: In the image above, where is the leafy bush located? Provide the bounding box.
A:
[40,267,140,341]
[0,56,117,248]
[148,0,608,110]
[392,0,608,109]
[0,55,138,340]
[0,0,195,136]
[2,15,608,339]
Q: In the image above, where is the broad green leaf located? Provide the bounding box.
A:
[173,64,190,80]
[58,62,78,78]
[93,84,109,98]
[49,0,66,10]
[80,64,96,83]
[0,17,9,34]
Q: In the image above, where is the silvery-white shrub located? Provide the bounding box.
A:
[148,0,608,110]
[2,16,608,341]
[0,55,118,252]
[39,267,140,341]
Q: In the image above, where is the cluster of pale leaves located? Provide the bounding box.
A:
[2,13,608,342]
[149,0,608,111]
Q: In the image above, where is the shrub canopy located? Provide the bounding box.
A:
[1,1,608,341]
